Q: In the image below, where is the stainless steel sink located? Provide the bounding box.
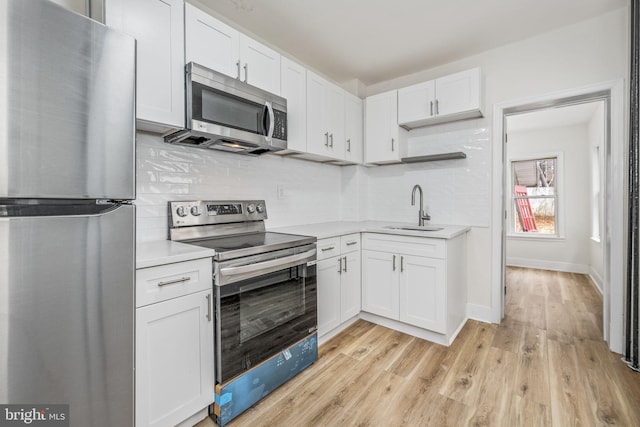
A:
[385,225,444,232]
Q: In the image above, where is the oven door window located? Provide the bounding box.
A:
[216,264,317,383]
[192,82,264,135]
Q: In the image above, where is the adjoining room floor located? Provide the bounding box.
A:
[198,267,640,426]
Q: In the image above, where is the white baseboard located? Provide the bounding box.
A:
[506,257,589,274]
[317,315,359,346]
[466,303,495,323]
[588,267,604,295]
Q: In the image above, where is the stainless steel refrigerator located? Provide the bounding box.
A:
[0,1,136,426]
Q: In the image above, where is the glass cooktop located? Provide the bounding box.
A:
[186,232,316,261]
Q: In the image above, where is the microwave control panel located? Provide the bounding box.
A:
[272,110,287,141]
[170,200,267,227]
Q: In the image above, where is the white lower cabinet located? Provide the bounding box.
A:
[135,259,214,427]
[316,234,361,337]
[362,233,466,338]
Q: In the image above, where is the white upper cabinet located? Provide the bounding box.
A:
[344,93,363,164]
[364,90,406,164]
[185,3,239,78]
[280,57,307,152]
[306,70,345,161]
[104,0,185,130]
[398,68,483,129]
[184,4,281,94]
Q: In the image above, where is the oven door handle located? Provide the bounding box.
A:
[219,249,316,277]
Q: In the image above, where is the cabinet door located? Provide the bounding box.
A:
[361,250,399,319]
[364,90,399,164]
[239,34,281,95]
[306,71,328,156]
[398,80,435,125]
[340,251,361,322]
[325,83,345,160]
[185,3,240,79]
[136,289,214,427]
[317,257,342,336]
[280,57,307,152]
[105,0,184,128]
[399,255,446,333]
[434,68,481,117]
[344,93,363,164]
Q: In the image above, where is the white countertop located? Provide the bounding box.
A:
[136,240,216,269]
[270,221,471,240]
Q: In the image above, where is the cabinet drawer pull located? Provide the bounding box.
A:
[430,100,434,116]
[347,138,351,152]
[401,256,404,273]
[321,246,336,252]
[391,138,395,152]
[343,256,347,273]
[206,293,212,322]
[236,60,241,80]
[243,63,248,83]
[157,277,190,287]
[329,133,334,147]
[392,254,396,271]
[338,257,343,274]
[346,241,358,246]
[324,132,329,147]
[435,99,439,115]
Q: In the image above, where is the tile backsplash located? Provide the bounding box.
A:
[135,132,343,242]
[135,118,491,242]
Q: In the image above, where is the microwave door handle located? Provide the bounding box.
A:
[219,248,316,277]
[263,101,275,142]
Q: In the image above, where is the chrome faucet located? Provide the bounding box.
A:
[411,184,431,226]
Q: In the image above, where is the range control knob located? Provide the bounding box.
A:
[256,203,265,213]
[246,203,256,214]
[190,206,201,216]
[176,206,188,217]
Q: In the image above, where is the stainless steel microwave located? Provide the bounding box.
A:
[165,62,287,155]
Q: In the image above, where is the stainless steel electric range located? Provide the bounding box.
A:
[169,200,318,426]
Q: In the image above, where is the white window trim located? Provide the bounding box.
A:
[507,151,565,239]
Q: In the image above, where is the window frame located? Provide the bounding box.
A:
[507,152,565,239]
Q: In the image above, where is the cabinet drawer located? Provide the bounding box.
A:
[317,237,341,260]
[362,233,445,259]
[136,258,212,307]
[340,234,361,253]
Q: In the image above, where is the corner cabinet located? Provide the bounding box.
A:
[344,93,364,164]
[184,3,280,95]
[398,68,483,129]
[364,90,407,164]
[135,258,214,427]
[316,234,361,338]
[361,233,467,342]
[102,0,185,131]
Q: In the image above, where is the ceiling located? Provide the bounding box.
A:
[506,101,604,134]
[193,0,627,87]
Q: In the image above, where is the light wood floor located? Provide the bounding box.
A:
[197,267,640,426]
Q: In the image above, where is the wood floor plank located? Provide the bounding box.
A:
[194,267,640,427]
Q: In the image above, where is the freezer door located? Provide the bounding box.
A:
[0,0,135,200]
[0,203,135,427]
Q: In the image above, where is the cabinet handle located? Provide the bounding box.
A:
[157,277,190,287]
[391,138,395,152]
[392,254,396,271]
[236,60,241,80]
[401,256,404,273]
[343,256,347,273]
[324,132,329,147]
[430,100,434,116]
[338,257,343,274]
[206,293,212,322]
[321,246,336,252]
[243,63,248,83]
[435,99,439,115]
[346,241,358,246]
[329,133,334,147]
[347,138,351,152]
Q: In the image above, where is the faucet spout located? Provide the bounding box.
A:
[411,184,431,226]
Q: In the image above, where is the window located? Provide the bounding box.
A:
[511,156,558,235]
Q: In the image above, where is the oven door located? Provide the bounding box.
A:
[214,247,317,384]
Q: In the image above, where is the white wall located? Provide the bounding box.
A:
[505,124,591,272]
[135,132,343,242]
[588,102,606,293]
[364,8,628,316]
